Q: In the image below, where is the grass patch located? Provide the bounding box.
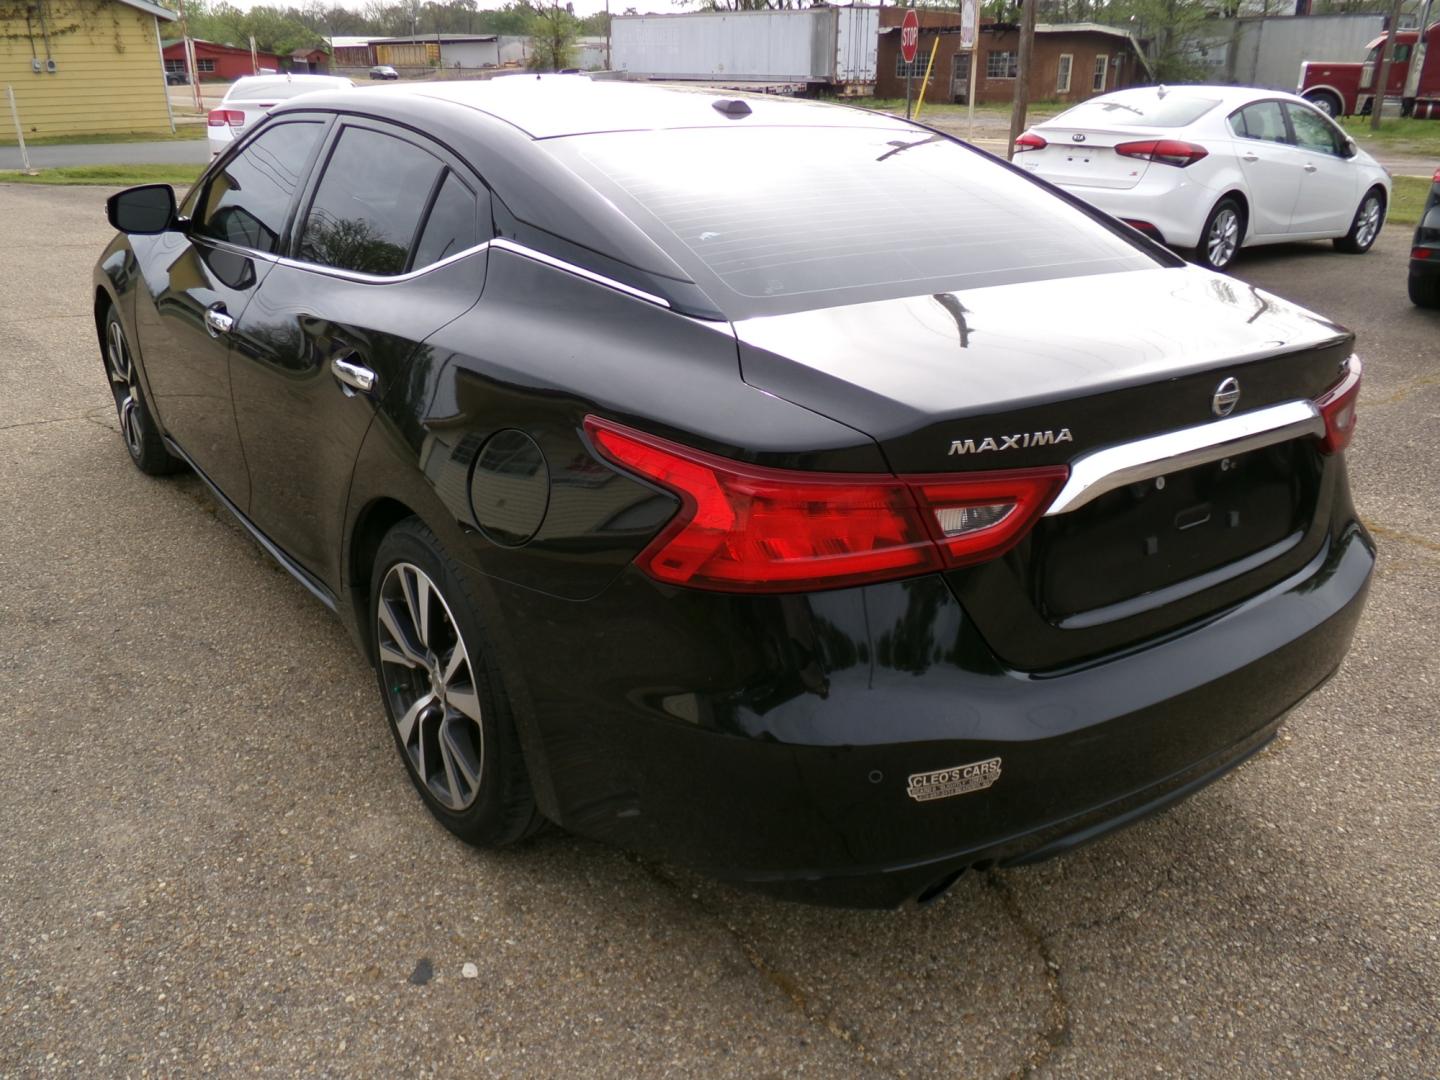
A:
[1388,174,1432,227]
[0,128,206,148]
[1339,116,1440,158]
[0,163,205,187]
[839,96,1066,123]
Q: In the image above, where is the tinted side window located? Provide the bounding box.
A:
[297,126,442,276]
[412,171,484,270]
[1286,104,1343,156]
[195,121,324,252]
[1236,102,1288,144]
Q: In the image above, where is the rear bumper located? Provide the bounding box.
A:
[502,516,1373,907]
[207,127,235,159]
[1049,174,1216,250]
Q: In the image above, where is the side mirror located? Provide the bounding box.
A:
[106,184,178,235]
[1344,137,1359,159]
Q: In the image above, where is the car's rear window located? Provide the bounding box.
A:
[1049,95,1221,129]
[558,126,1160,316]
[228,80,345,101]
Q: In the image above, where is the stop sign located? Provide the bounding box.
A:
[900,9,920,65]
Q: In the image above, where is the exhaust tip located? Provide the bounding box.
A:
[915,866,966,905]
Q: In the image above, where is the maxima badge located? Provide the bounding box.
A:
[906,758,1002,802]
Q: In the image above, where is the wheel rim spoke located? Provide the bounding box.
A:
[443,723,482,791]
[400,566,431,648]
[1209,212,1236,265]
[395,691,432,745]
[376,598,426,667]
[447,684,482,723]
[120,397,142,454]
[441,644,466,683]
[437,728,465,807]
[107,322,131,384]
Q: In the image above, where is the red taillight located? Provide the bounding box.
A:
[910,468,1070,568]
[1414,247,1434,259]
[1432,167,1440,182]
[584,417,1067,592]
[207,108,245,128]
[1114,139,1209,167]
[1315,355,1362,455]
[1014,132,1047,152]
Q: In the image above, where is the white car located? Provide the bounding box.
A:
[207,74,355,158]
[1014,85,1391,271]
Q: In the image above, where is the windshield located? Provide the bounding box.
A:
[1050,95,1221,129]
[556,125,1161,317]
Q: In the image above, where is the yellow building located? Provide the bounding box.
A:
[1,0,177,139]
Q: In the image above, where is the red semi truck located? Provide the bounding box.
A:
[1299,22,1440,119]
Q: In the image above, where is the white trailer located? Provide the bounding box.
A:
[1193,13,1386,92]
[610,7,880,93]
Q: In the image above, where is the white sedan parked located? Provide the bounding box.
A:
[1014,85,1391,271]
[207,74,355,158]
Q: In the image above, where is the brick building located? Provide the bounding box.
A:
[877,11,1150,106]
[161,38,282,81]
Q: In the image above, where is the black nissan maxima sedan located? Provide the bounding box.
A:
[94,76,1373,907]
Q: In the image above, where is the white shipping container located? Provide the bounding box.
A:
[611,7,879,87]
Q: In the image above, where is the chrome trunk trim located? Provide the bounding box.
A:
[1045,399,1325,516]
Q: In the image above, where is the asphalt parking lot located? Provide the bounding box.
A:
[1,182,1436,1077]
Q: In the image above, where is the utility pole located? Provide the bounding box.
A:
[1371,0,1406,130]
[1007,0,1036,158]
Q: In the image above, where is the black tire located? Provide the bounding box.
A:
[1307,91,1342,118]
[1195,197,1245,271]
[1333,188,1385,254]
[102,304,184,476]
[1410,267,1440,308]
[370,517,543,847]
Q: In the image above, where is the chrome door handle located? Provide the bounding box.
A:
[204,305,233,336]
[1241,153,1259,162]
[331,354,377,394]
[1304,163,1318,173]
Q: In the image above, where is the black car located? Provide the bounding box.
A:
[94,77,1373,907]
[1409,166,1440,308]
[369,65,399,80]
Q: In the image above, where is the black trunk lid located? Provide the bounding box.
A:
[735,268,1356,670]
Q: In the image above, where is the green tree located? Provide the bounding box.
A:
[528,3,578,71]
[1099,0,1211,83]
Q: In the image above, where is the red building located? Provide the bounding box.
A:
[876,11,1150,106]
[161,38,282,82]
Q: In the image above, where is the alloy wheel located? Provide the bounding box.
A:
[376,562,485,812]
[1207,208,1239,268]
[1355,195,1382,249]
[105,319,144,458]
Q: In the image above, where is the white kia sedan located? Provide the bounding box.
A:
[1014,85,1391,271]
[207,74,354,158]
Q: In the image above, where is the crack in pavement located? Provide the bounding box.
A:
[1362,371,1440,408]
[984,871,1072,1078]
[1365,521,1440,561]
[0,412,110,434]
[628,855,894,1075]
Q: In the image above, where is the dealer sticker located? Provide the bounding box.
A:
[906,757,1002,802]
